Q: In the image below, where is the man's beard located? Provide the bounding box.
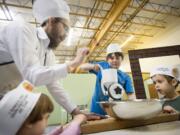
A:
[47,33,61,49]
[48,38,60,49]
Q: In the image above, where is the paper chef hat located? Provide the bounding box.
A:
[106,43,122,55]
[33,0,70,24]
[150,65,180,81]
[0,81,41,135]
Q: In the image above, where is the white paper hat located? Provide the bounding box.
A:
[0,81,41,135]
[33,0,70,24]
[106,43,122,55]
[150,65,180,81]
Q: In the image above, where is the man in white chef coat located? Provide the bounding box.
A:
[0,0,100,119]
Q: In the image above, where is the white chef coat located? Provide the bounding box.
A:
[0,19,76,113]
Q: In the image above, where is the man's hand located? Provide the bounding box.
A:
[67,47,89,71]
[74,47,89,66]
[84,112,107,120]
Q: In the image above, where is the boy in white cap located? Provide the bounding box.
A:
[150,65,180,113]
[0,0,101,119]
[80,43,136,115]
[0,81,87,135]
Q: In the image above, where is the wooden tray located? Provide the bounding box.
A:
[81,113,180,134]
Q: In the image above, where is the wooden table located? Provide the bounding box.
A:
[85,121,180,135]
[81,113,180,134]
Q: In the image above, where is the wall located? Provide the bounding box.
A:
[120,54,132,72]
[34,73,96,125]
[121,17,180,73]
[137,17,180,49]
[120,54,180,73]
[62,74,96,106]
[139,55,180,72]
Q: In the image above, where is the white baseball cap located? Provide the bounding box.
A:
[150,65,180,81]
[106,43,122,55]
[33,0,70,24]
[0,81,41,135]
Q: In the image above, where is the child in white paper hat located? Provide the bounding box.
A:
[0,81,86,135]
[80,43,136,115]
[150,65,180,113]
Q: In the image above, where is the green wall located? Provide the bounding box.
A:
[34,72,150,125]
[34,73,96,125]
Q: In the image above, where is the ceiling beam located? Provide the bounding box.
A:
[75,0,131,73]
[129,0,180,17]
[90,0,150,61]
[0,2,167,29]
[89,0,133,45]
[0,2,32,9]
[0,2,107,20]
[70,12,105,19]
[69,4,109,12]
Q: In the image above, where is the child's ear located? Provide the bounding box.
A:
[172,79,178,87]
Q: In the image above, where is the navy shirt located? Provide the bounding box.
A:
[90,61,134,115]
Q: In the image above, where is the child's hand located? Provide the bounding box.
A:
[93,64,100,71]
[61,114,86,131]
[73,114,87,125]
[163,105,177,114]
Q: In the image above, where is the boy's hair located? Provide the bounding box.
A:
[106,52,124,60]
[19,93,54,127]
[163,75,179,88]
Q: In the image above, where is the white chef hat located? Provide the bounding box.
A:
[150,65,180,81]
[0,81,41,135]
[106,43,122,55]
[33,0,70,24]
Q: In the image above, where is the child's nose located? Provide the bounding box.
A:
[155,84,159,89]
[113,59,118,62]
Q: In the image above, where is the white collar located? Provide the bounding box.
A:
[36,27,50,49]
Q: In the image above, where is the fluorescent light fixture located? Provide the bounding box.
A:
[66,28,74,46]
[121,35,134,48]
